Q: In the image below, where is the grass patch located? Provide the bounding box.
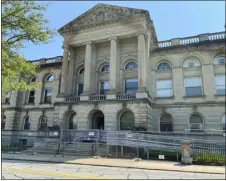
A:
[193,152,226,165]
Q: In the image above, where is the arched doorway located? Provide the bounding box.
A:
[189,114,204,133]
[90,110,104,130]
[160,113,173,132]
[119,110,135,131]
[67,112,77,130]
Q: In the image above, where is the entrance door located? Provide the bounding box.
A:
[92,111,104,130]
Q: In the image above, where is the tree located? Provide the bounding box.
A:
[2,1,55,96]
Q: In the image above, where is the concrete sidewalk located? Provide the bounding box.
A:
[2,153,225,175]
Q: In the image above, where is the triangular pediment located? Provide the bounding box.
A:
[58,4,150,34]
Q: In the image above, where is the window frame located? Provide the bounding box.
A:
[78,67,85,75]
[99,81,109,94]
[77,83,84,96]
[189,114,204,133]
[124,79,138,93]
[28,90,35,103]
[45,74,54,82]
[156,79,173,98]
[124,61,138,70]
[215,75,225,95]
[39,115,48,130]
[43,88,52,103]
[213,56,225,65]
[183,59,201,68]
[160,114,173,132]
[184,77,203,97]
[156,62,171,71]
[100,64,110,73]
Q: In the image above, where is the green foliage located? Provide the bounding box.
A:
[193,152,226,165]
[2,0,55,95]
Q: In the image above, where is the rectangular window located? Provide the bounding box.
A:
[125,79,138,93]
[28,91,35,103]
[184,77,202,96]
[44,89,52,103]
[156,80,173,97]
[100,81,109,94]
[215,75,225,95]
[78,84,84,96]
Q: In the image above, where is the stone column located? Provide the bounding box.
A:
[67,47,75,96]
[82,41,92,97]
[107,37,118,100]
[58,43,69,97]
[181,140,193,165]
[137,32,146,92]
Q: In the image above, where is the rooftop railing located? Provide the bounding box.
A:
[157,31,225,48]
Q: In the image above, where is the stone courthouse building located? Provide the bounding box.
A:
[1,4,226,144]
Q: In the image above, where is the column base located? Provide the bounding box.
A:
[106,93,117,100]
[181,157,193,165]
[80,95,89,101]
[137,87,147,92]
[55,93,66,102]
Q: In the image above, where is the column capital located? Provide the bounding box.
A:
[83,41,92,46]
[136,31,146,37]
[109,36,118,42]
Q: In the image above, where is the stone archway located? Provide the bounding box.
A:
[118,109,135,131]
[89,110,105,130]
[63,111,77,129]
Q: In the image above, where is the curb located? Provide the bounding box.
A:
[2,157,224,175]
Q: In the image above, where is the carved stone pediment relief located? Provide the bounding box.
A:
[58,4,149,34]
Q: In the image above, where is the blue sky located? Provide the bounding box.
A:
[21,1,225,61]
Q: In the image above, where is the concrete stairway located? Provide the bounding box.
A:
[60,142,94,156]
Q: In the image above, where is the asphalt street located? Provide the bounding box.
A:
[2,159,225,179]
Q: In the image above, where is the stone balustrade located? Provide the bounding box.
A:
[116,93,136,100]
[31,56,63,65]
[89,95,106,101]
[64,93,138,102]
[157,31,225,48]
[65,96,80,102]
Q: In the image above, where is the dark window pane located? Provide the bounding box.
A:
[79,68,84,74]
[28,97,35,103]
[44,89,52,103]
[125,62,137,70]
[157,63,171,70]
[160,123,173,132]
[78,84,83,96]
[68,121,73,129]
[1,121,5,130]
[100,82,109,94]
[101,65,110,72]
[185,87,202,96]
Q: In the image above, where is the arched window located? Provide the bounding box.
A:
[125,62,137,70]
[100,65,110,72]
[222,114,225,132]
[213,56,225,65]
[160,114,173,132]
[46,74,54,81]
[119,111,135,130]
[189,114,204,133]
[78,67,84,74]
[1,115,6,130]
[156,63,171,71]
[183,59,200,68]
[31,77,37,83]
[23,116,30,130]
[39,116,48,130]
